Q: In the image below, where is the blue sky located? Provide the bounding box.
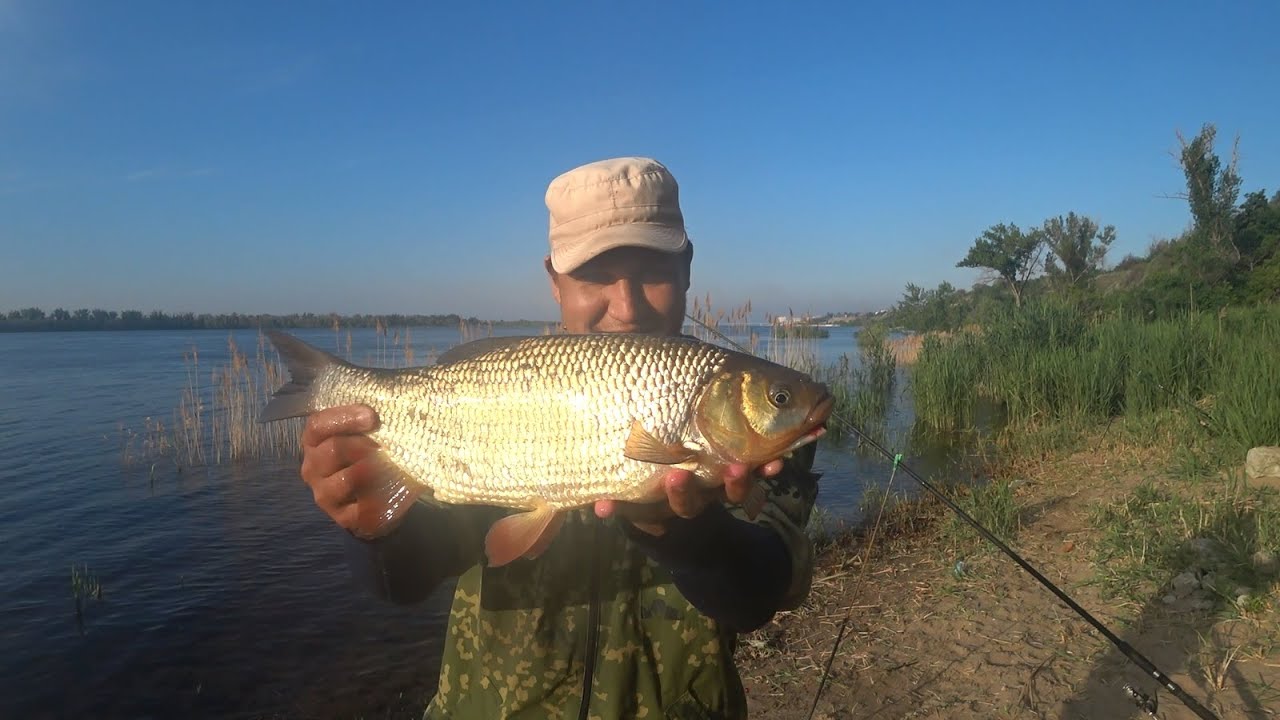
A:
[3,1,1278,321]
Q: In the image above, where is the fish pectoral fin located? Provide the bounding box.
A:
[484,505,566,567]
[623,421,698,465]
[351,451,430,539]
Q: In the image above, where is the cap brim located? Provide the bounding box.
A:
[550,223,688,274]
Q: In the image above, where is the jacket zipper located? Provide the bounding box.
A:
[577,522,602,720]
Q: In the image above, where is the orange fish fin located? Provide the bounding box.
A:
[351,451,430,539]
[623,421,697,465]
[484,505,565,567]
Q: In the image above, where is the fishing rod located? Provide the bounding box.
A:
[686,317,1221,720]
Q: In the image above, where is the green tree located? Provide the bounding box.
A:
[957,223,1045,307]
[1041,212,1116,289]
[1235,189,1280,269]
[1176,123,1242,262]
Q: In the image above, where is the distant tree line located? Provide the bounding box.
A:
[882,123,1280,333]
[0,309,498,333]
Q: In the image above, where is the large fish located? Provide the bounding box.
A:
[261,330,833,566]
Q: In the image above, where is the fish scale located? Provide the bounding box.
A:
[306,334,732,509]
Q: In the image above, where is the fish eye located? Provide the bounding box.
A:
[768,386,792,408]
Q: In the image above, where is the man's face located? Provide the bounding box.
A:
[548,246,689,336]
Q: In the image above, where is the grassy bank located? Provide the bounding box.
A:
[744,408,1280,718]
[910,300,1280,457]
[739,300,1280,717]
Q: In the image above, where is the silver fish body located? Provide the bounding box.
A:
[262,331,832,565]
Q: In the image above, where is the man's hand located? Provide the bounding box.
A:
[594,459,785,536]
[299,404,387,533]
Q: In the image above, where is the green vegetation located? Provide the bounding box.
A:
[910,300,1280,457]
[0,309,548,333]
[877,123,1280,334]
[818,324,897,441]
[1089,474,1280,615]
[941,478,1021,553]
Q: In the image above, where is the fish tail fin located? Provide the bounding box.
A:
[260,330,344,422]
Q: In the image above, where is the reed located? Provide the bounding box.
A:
[910,299,1280,454]
[772,324,830,339]
[817,325,898,443]
[71,563,103,625]
[156,332,305,467]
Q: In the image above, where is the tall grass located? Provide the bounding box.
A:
[147,323,439,469]
[910,299,1280,454]
[818,324,897,440]
[168,333,305,467]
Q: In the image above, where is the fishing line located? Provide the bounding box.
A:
[686,316,1221,720]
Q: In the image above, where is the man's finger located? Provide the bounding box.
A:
[311,465,359,512]
[723,473,754,505]
[302,405,379,447]
[665,470,700,518]
[302,435,379,482]
[758,459,784,477]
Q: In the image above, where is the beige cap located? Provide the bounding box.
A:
[545,156,690,274]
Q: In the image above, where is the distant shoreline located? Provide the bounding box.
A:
[0,311,555,333]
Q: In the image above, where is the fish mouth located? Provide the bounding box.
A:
[780,393,836,455]
[805,393,836,429]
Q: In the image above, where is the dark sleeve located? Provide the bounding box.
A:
[621,503,792,632]
[622,443,822,632]
[342,502,497,605]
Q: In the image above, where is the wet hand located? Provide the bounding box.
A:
[299,404,386,532]
[595,459,785,536]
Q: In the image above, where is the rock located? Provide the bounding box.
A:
[1191,597,1216,611]
[1162,593,1179,606]
[1246,446,1280,488]
[1171,571,1201,596]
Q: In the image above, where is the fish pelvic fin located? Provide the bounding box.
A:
[350,450,431,538]
[260,330,346,422]
[623,421,699,465]
[484,505,566,567]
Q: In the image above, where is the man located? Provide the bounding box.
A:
[299,157,821,718]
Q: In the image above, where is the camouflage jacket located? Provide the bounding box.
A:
[352,444,820,720]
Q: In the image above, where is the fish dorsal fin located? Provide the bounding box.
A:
[436,336,535,366]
